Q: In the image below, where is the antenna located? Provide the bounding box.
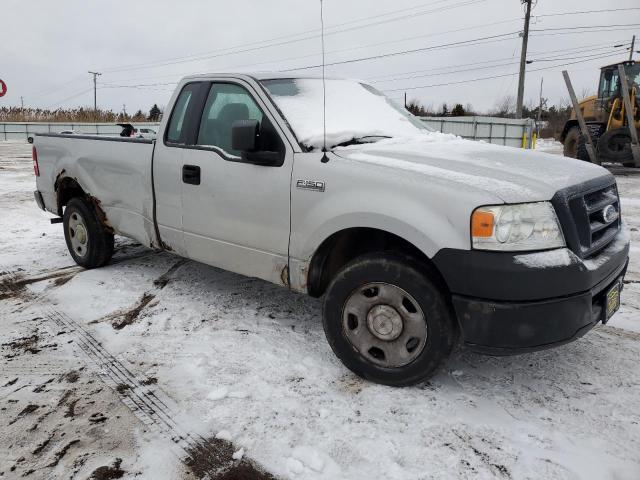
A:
[320,0,329,163]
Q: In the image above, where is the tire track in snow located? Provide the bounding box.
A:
[2,258,274,478]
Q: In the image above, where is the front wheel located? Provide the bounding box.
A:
[322,253,457,387]
[597,127,634,165]
[63,197,114,268]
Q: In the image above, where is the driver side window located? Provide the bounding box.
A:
[599,70,619,99]
[197,83,264,156]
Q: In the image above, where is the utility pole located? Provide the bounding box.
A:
[20,96,24,110]
[88,71,102,111]
[516,0,532,119]
[122,104,127,118]
[630,35,636,61]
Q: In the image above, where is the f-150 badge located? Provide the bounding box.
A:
[296,180,325,192]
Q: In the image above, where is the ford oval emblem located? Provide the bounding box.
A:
[602,204,618,224]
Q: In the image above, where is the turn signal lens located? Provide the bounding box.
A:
[471,210,494,237]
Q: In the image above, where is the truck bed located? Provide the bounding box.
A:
[34,134,158,247]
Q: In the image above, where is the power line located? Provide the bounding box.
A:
[100,0,453,73]
[277,26,634,73]
[372,60,519,83]
[100,0,487,74]
[45,88,93,109]
[533,7,640,18]
[527,38,629,55]
[531,27,640,37]
[367,41,624,81]
[26,75,87,100]
[372,48,618,84]
[382,50,622,92]
[97,4,638,76]
[103,17,521,85]
[279,31,520,72]
[531,23,640,32]
[527,49,623,63]
[93,38,629,93]
[99,31,522,89]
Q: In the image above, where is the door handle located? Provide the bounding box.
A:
[182,165,201,185]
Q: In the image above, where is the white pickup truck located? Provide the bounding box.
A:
[33,73,630,386]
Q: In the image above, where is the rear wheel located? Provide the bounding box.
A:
[322,253,456,387]
[563,127,580,158]
[63,197,114,268]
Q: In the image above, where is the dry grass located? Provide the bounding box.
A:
[0,107,152,123]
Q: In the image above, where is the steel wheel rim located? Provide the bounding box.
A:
[68,211,89,258]
[342,282,427,368]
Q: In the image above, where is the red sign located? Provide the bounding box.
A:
[0,79,6,97]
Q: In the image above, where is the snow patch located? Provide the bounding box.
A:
[292,446,325,472]
[513,248,575,269]
[262,78,426,150]
[335,132,609,203]
[286,457,305,475]
[232,448,245,460]
[215,430,233,441]
[207,386,229,401]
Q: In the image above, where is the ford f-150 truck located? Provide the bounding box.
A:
[33,73,630,386]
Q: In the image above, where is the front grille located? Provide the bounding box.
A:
[551,177,622,259]
[585,186,620,250]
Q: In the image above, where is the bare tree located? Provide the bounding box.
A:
[464,103,475,116]
[492,95,516,117]
[580,86,595,100]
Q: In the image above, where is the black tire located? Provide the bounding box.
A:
[597,127,634,164]
[563,127,580,158]
[63,197,114,268]
[576,134,592,162]
[322,253,457,387]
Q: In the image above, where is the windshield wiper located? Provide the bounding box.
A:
[332,135,392,148]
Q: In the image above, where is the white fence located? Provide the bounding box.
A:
[2,117,536,148]
[420,116,536,148]
[0,122,161,141]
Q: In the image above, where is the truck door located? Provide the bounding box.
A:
[178,80,294,286]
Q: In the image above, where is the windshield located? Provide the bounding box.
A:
[625,64,640,86]
[261,78,430,150]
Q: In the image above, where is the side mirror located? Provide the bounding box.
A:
[232,119,259,152]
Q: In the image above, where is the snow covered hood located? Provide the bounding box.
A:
[335,133,613,203]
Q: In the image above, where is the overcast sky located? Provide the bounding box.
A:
[1,0,639,115]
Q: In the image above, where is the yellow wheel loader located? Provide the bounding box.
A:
[561,61,640,166]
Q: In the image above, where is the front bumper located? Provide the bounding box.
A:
[432,231,630,355]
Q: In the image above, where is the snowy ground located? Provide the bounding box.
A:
[1,141,639,479]
[534,138,564,156]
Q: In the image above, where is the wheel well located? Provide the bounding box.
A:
[307,227,447,298]
[55,177,86,216]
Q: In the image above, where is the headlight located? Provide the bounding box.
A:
[471,202,565,251]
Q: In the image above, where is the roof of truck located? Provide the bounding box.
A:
[180,72,354,82]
